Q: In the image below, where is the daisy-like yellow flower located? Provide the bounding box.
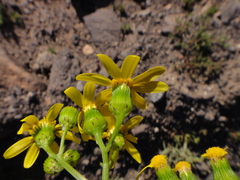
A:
[76,54,169,109]
[202,147,228,162]
[173,161,197,180]
[64,82,111,141]
[3,103,80,168]
[136,155,180,180]
[104,116,143,167]
[202,147,239,180]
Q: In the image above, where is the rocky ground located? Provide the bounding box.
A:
[0,0,240,179]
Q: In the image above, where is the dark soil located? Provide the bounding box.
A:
[1,0,240,180]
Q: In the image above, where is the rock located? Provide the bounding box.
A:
[83,7,121,46]
[46,49,73,103]
[161,13,184,34]
[82,44,94,55]
[136,8,151,17]
[0,46,45,91]
[32,51,54,72]
[150,92,165,103]
[220,0,240,24]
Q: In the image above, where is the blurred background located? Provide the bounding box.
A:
[0,0,240,179]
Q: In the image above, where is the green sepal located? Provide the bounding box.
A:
[43,157,63,175]
[210,158,240,180]
[83,108,107,136]
[109,84,133,118]
[59,106,79,130]
[156,166,180,180]
[63,149,81,167]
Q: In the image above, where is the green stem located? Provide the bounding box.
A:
[106,114,125,151]
[44,146,87,180]
[58,127,68,155]
[94,131,109,180]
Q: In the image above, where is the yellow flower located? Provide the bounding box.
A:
[202,147,239,180]
[173,161,191,173]
[3,103,80,168]
[76,54,168,109]
[136,155,168,180]
[104,116,143,165]
[202,147,228,162]
[173,161,197,180]
[64,82,111,141]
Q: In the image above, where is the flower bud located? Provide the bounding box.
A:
[59,106,79,130]
[83,108,107,137]
[43,157,63,175]
[109,83,133,117]
[63,149,80,167]
[111,133,125,150]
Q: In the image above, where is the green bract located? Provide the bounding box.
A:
[44,157,63,175]
[59,106,79,130]
[109,83,133,117]
[63,149,81,167]
[34,124,55,149]
[83,108,107,136]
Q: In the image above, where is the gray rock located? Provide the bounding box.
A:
[161,13,184,34]
[83,7,121,46]
[220,0,240,24]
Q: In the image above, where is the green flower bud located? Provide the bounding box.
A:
[109,83,133,117]
[82,108,107,136]
[63,149,81,167]
[43,157,63,175]
[111,133,125,150]
[59,106,79,130]
[34,123,55,149]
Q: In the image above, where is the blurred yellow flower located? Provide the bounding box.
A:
[3,103,80,168]
[202,147,228,161]
[76,54,168,109]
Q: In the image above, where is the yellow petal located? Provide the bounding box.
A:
[83,82,95,103]
[125,141,142,163]
[97,54,122,79]
[124,116,143,130]
[56,130,81,144]
[132,66,166,84]
[20,115,39,125]
[81,133,90,142]
[76,73,111,86]
[64,87,83,107]
[46,103,64,121]
[78,111,84,134]
[24,142,40,168]
[133,81,169,93]
[136,165,152,180]
[50,141,59,154]
[95,88,112,106]
[125,134,138,144]
[131,91,148,109]
[17,123,32,134]
[70,126,79,133]
[120,55,140,78]
[3,136,34,159]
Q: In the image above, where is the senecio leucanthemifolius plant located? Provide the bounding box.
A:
[3,54,239,180]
